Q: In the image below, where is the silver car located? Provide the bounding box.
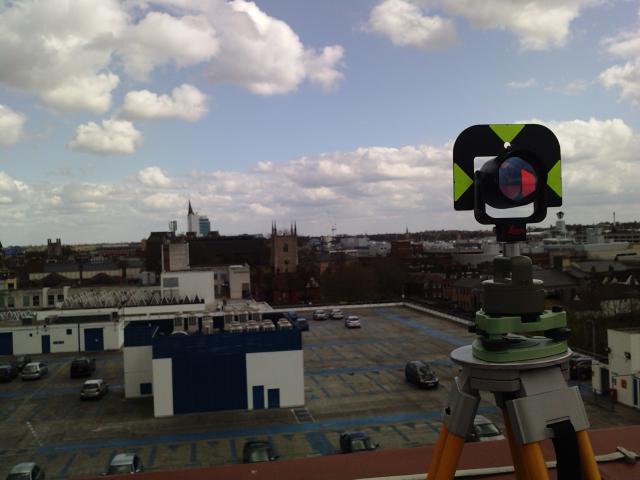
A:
[105,453,144,475]
[80,379,109,400]
[21,362,48,381]
[6,462,45,480]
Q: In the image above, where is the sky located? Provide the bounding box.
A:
[0,0,639,245]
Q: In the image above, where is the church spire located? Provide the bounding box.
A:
[188,200,194,215]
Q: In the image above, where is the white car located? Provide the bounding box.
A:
[330,309,344,320]
[21,362,48,380]
[345,315,361,328]
[313,309,328,320]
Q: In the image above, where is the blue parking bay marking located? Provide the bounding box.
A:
[147,446,157,467]
[58,453,76,478]
[33,406,499,456]
[228,439,238,463]
[375,309,468,347]
[305,431,334,456]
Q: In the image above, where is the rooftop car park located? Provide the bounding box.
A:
[1,306,640,478]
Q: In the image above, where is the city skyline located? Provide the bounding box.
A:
[1,1,640,244]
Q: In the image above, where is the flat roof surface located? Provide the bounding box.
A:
[79,426,640,480]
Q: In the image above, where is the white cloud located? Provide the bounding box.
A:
[368,0,598,51]
[119,11,219,81]
[137,167,172,187]
[304,45,345,91]
[201,0,345,94]
[0,0,127,113]
[0,105,26,146]
[121,84,209,122]
[600,60,640,105]
[507,78,537,89]
[600,23,640,105]
[254,161,274,173]
[249,203,275,216]
[40,74,120,113]
[4,117,639,243]
[368,0,457,50]
[67,119,142,155]
[436,0,599,50]
[143,192,184,210]
[0,0,342,116]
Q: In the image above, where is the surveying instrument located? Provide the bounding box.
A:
[426,124,600,479]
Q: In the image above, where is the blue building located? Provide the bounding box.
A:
[123,323,304,417]
[198,216,211,236]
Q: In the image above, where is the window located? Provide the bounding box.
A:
[7,282,14,290]
[48,294,55,305]
[22,296,30,307]
[283,243,289,252]
[140,383,152,395]
[57,294,64,302]
[162,277,179,288]
[32,296,40,306]
[8,297,14,307]
[66,329,72,335]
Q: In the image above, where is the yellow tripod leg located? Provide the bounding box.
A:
[433,433,466,480]
[426,424,449,479]
[576,430,602,480]
[520,441,550,480]
[502,409,530,480]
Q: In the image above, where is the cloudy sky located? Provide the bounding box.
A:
[1,0,639,245]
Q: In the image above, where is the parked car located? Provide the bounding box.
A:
[104,453,144,475]
[21,362,48,381]
[11,355,32,372]
[80,379,109,400]
[70,357,96,378]
[242,440,278,463]
[339,431,378,453]
[405,360,439,389]
[467,415,505,442]
[345,316,361,329]
[0,364,19,383]
[294,318,309,331]
[330,309,344,320]
[313,309,328,320]
[569,353,593,381]
[6,462,45,480]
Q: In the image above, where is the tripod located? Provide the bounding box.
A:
[426,254,601,480]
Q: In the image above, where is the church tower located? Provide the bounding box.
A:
[187,200,198,234]
[271,221,298,273]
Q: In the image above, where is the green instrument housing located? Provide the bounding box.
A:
[471,255,569,363]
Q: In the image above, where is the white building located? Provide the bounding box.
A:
[0,310,124,355]
[187,200,198,234]
[601,328,640,409]
[123,322,304,417]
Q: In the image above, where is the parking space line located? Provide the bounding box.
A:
[228,439,238,463]
[309,376,331,398]
[104,450,117,474]
[390,425,411,443]
[375,309,467,347]
[189,442,198,466]
[304,431,334,456]
[147,446,157,467]
[336,374,358,395]
[363,372,389,392]
[57,452,76,478]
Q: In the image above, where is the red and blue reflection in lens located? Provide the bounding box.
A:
[498,156,537,202]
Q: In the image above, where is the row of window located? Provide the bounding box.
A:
[2,293,64,308]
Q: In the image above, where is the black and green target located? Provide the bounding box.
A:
[453,124,562,218]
